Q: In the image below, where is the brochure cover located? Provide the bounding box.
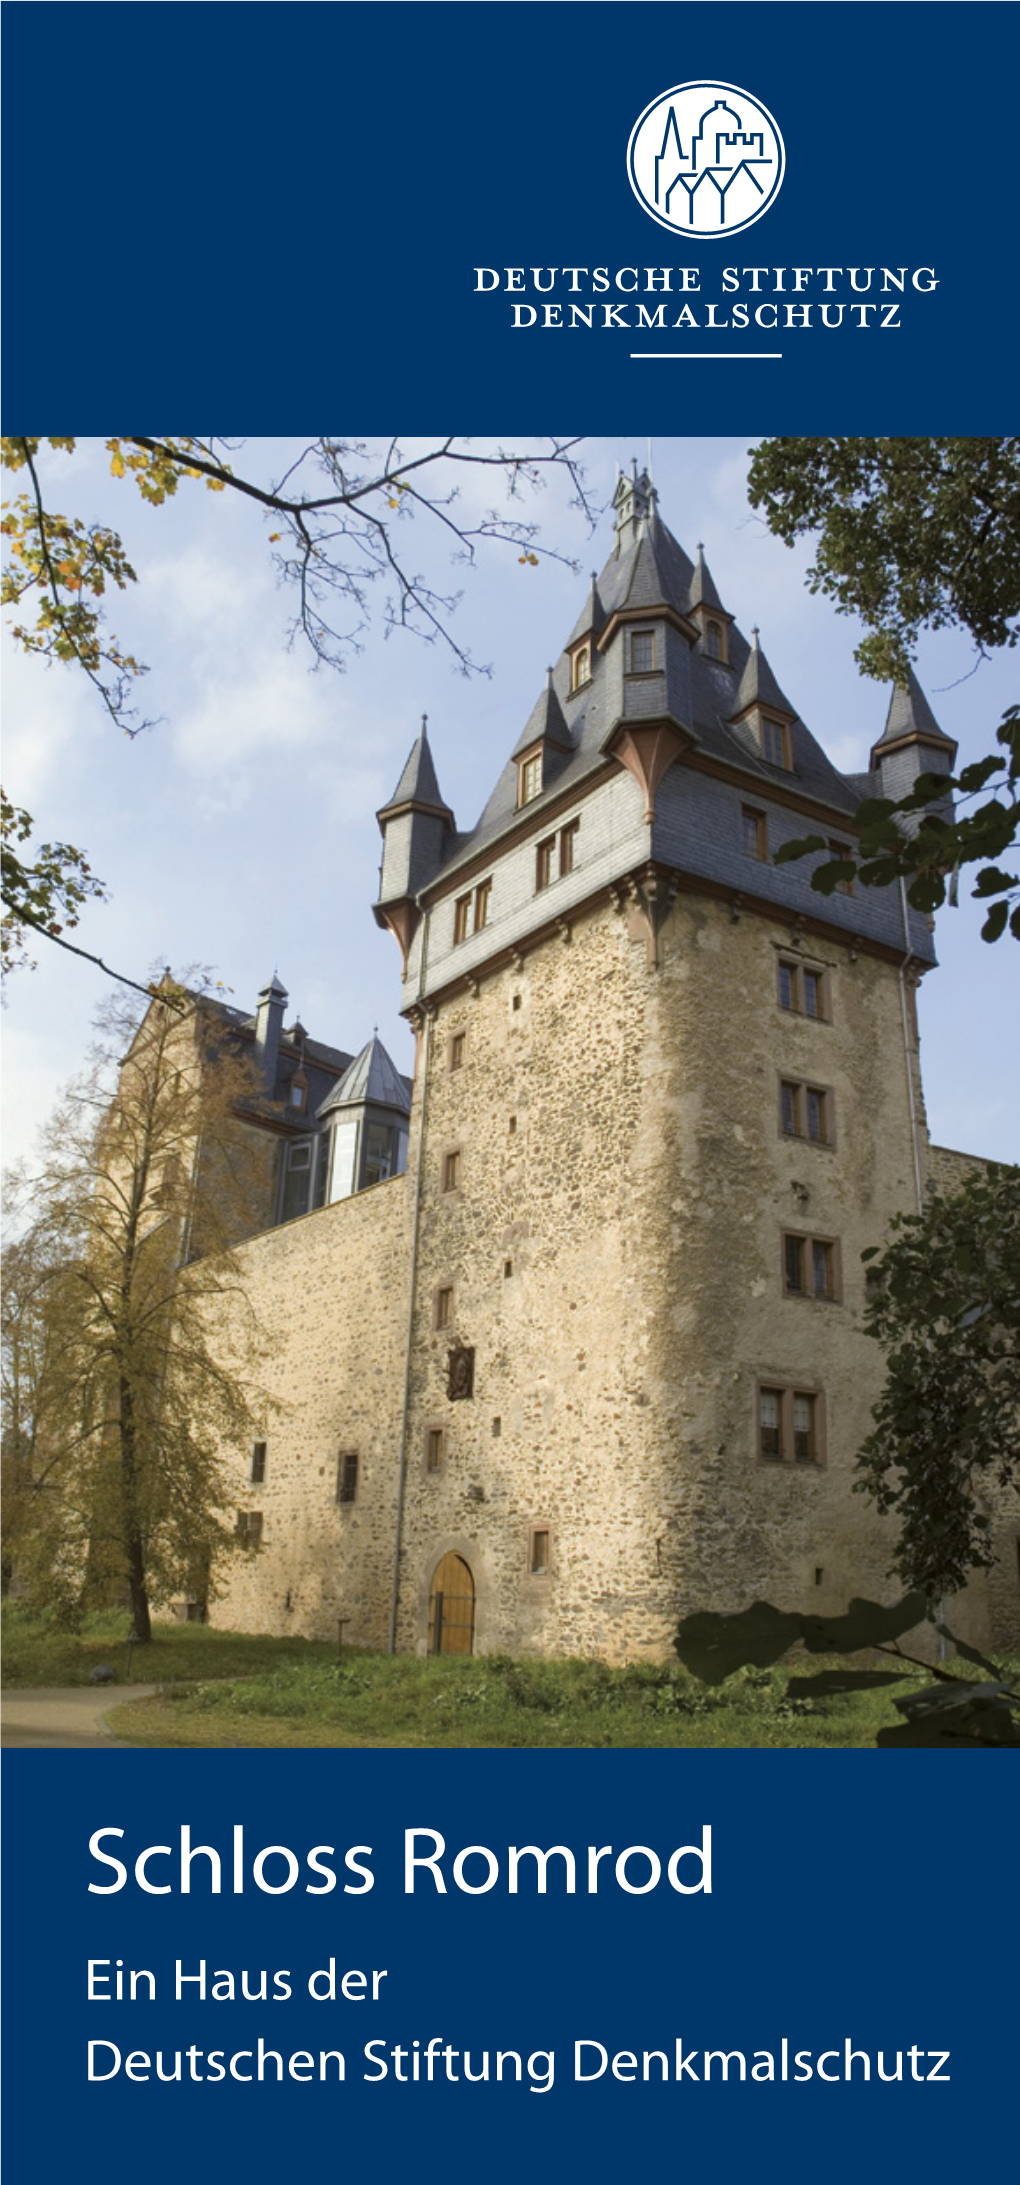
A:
[2,6,1017,2183]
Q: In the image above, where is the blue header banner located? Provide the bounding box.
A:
[1,1,1016,428]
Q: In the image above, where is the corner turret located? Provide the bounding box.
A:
[870,669,957,804]
[374,719,455,970]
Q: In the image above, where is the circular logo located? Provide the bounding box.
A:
[627,80,785,238]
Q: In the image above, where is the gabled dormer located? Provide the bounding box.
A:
[564,572,606,696]
[687,543,733,665]
[512,669,574,810]
[728,627,799,771]
[374,719,455,970]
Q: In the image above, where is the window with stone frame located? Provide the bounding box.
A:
[777,957,829,1020]
[453,893,472,944]
[449,1029,466,1072]
[742,805,768,860]
[425,1425,445,1475]
[536,835,556,891]
[528,1523,551,1575]
[758,716,791,768]
[236,1511,264,1545]
[780,1077,833,1146]
[757,1384,825,1467]
[519,751,543,806]
[828,839,855,894]
[571,642,591,691]
[782,1232,840,1302]
[250,1440,267,1485]
[559,818,579,877]
[442,1147,462,1193]
[474,878,491,930]
[434,1283,454,1331]
[628,627,656,674]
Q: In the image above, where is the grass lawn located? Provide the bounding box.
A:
[5,1607,1004,1748]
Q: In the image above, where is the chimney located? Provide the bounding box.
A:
[254,971,288,1097]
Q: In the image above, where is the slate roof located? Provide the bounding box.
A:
[874,668,947,748]
[317,1034,412,1119]
[425,494,864,888]
[380,721,452,815]
[730,628,797,721]
[687,544,725,614]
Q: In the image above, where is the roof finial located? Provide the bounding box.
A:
[421,712,428,734]
[546,664,554,686]
[752,624,761,649]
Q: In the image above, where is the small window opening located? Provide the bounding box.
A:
[443,1148,462,1192]
[504,1258,513,1279]
[512,993,522,1012]
[508,1114,517,1134]
[337,1451,358,1504]
[492,1416,502,1438]
[426,1427,444,1474]
[449,1031,466,1071]
[529,1527,550,1575]
[814,1566,824,1587]
[250,1440,267,1485]
[435,1285,454,1331]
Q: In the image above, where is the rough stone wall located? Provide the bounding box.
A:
[209,1174,409,1645]
[392,890,979,1661]
[925,1140,990,1196]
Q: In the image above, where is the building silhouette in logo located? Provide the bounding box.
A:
[629,80,785,236]
[655,94,772,226]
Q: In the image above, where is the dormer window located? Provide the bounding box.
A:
[570,643,591,692]
[519,751,543,806]
[759,716,791,769]
[290,1075,307,1111]
[628,628,656,674]
[706,620,722,660]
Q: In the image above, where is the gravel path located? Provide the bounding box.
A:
[1,1685,158,1748]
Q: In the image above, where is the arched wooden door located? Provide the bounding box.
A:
[428,1553,475,1655]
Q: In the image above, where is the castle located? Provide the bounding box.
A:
[200,469,1016,1659]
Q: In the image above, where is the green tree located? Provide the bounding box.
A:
[2,983,271,1639]
[1,434,594,986]
[747,436,1020,937]
[854,1164,1020,1598]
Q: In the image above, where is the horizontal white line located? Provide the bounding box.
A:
[630,351,783,360]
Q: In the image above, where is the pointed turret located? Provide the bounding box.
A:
[566,570,606,650]
[374,719,455,971]
[731,626,797,724]
[512,668,573,761]
[611,460,658,556]
[870,666,957,806]
[687,542,733,662]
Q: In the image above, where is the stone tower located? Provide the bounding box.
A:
[376,472,949,1659]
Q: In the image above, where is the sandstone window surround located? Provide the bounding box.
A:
[535,817,580,893]
[782,1231,842,1303]
[448,1028,467,1072]
[627,627,656,674]
[442,1146,462,1193]
[250,1440,267,1485]
[424,1424,446,1476]
[827,838,855,894]
[757,714,792,769]
[236,1510,264,1546]
[570,640,592,692]
[779,1076,835,1147]
[434,1281,455,1332]
[453,877,492,944]
[518,748,544,806]
[527,1522,552,1576]
[742,805,768,860]
[777,956,830,1021]
[756,1383,826,1467]
[337,1450,359,1505]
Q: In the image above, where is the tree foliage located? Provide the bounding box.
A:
[674,1594,1020,1748]
[854,1164,1020,1599]
[1,433,594,990]
[1,984,271,1638]
[748,436,1020,936]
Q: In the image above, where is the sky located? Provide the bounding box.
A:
[2,435,1017,1175]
